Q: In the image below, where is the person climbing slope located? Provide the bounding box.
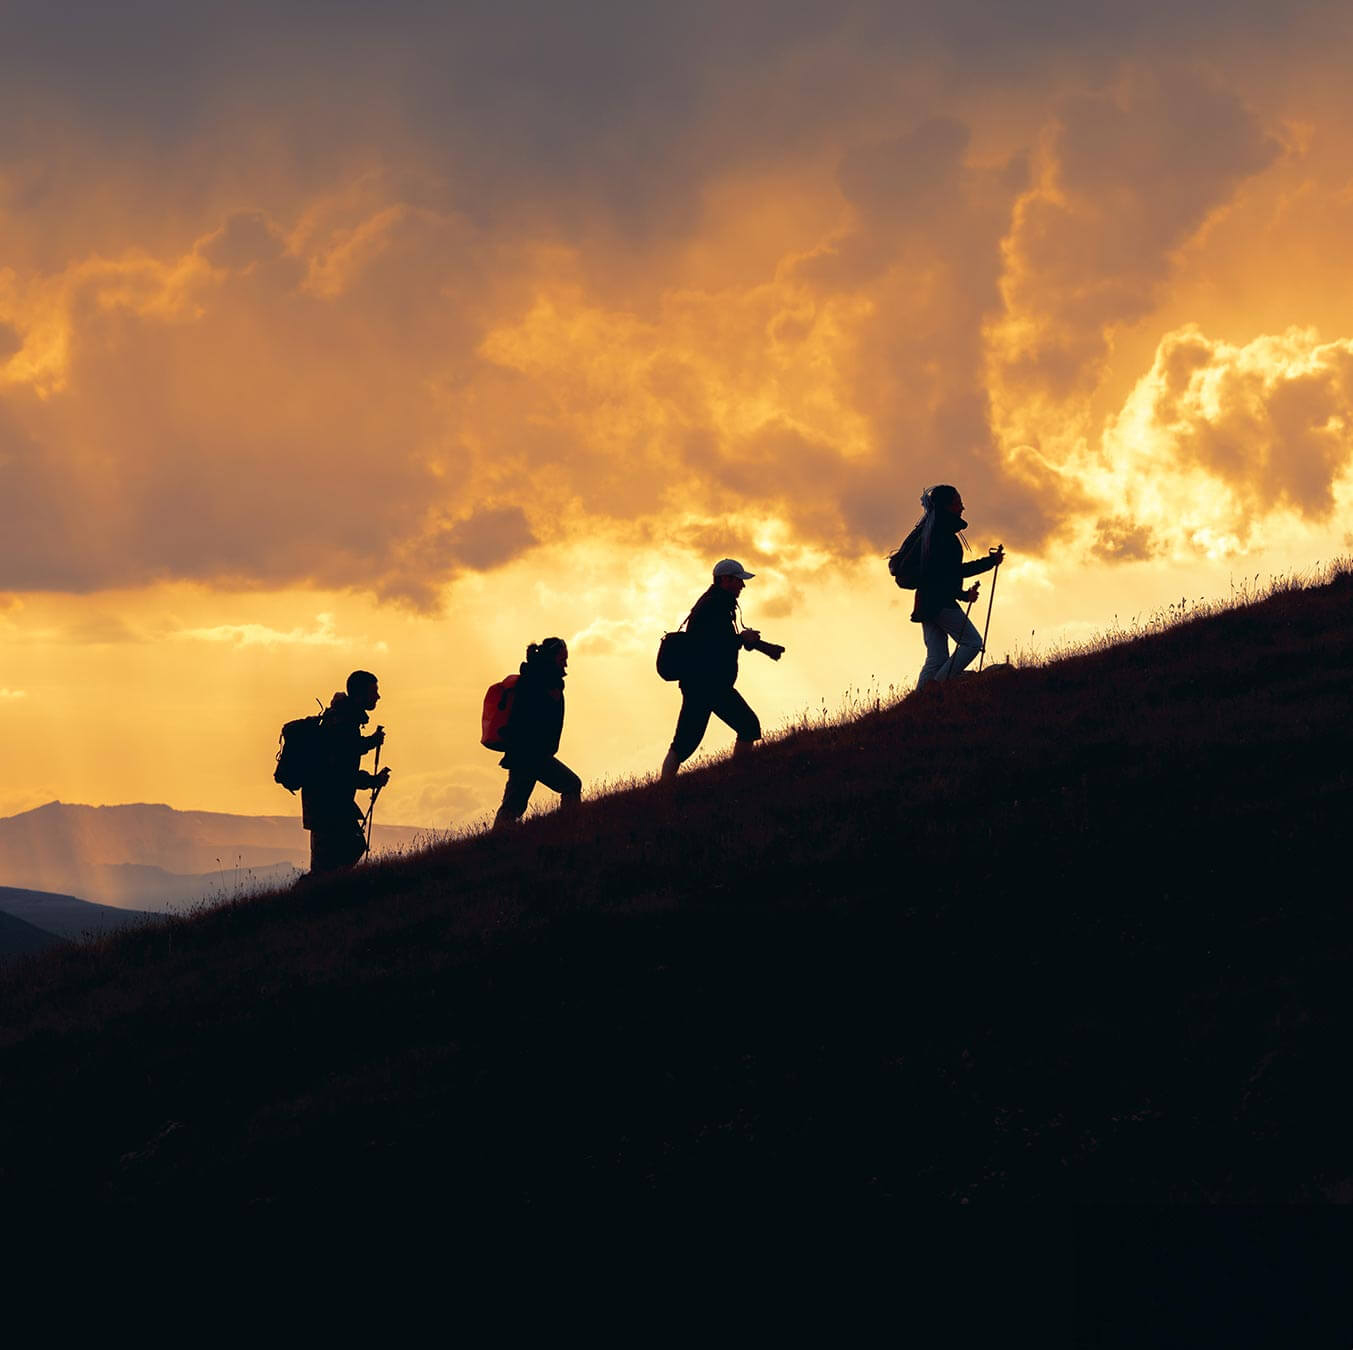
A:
[903,485,1004,689]
[660,558,783,780]
[302,669,391,875]
[492,637,582,830]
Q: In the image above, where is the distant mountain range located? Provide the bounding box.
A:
[0,886,156,939]
[0,801,429,912]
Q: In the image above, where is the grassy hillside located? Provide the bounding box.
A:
[3,565,1351,1208]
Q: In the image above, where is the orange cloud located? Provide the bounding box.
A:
[2,16,1351,625]
[1084,325,1353,558]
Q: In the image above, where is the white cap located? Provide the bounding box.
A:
[712,558,755,580]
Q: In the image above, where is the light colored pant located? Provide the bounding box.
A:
[917,606,983,688]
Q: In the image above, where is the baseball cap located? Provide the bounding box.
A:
[712,558,755,580]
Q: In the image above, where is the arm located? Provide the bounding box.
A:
[961,553,1000,578]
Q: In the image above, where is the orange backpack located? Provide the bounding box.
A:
[480,675,519,751]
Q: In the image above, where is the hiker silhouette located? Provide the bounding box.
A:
[301,670,390,875]
[903,485,1004,689]
[492,637,582,830]
[661,558,782,780]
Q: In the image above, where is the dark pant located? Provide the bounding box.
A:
[669,682,761,764]
[308,811,367,875]
[495,756,582,826]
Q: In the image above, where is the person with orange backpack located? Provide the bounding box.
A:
[488,637,581,831]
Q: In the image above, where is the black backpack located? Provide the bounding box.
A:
[656,628,688,682]
[656,606,696,682]
[275,706,325,792]
[887,523,925,589]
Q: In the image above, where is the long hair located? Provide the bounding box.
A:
[914,484,968,560]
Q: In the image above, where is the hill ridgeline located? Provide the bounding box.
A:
[2,566,1351,1207]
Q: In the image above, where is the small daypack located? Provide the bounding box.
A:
[275,707,325,792]
[481,674,520,751]
[887,523,925,589]
[656,607,696,683]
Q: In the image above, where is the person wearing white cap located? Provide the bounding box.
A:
[660,559,780,779]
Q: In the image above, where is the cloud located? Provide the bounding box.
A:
[991,70,1281,401]
[428,507,538,573]
[0,8,1347,606]
[567,617,650,658]
[175,612,350,647]
[1087,325,1353,556]
[60,614,146,645]
[0,187,541,606]
[1091,516,1160,563]
[0,688,27,700]
[196,211,288,272]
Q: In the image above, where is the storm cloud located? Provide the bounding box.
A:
[2,2,1352,603]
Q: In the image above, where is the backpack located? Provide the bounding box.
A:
[481,674,520,751]
[275,708,325,792]
[887,523,925,589]
[656,608,695,683]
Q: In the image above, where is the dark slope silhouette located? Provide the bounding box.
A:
[0,908,66,959]
[2,566,1351,1208]
[0,887,154,939]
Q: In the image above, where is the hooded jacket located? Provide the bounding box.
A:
[911,512,1000,623]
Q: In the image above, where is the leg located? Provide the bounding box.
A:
[534,757,583,812]
[493,767,538,830]
[917,621,951,689]
[708,686,761,746]
[665,685,715,776]
[308,814,368,875]
[932,606,983,682]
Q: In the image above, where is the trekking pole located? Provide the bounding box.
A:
[364,730,383,856]
[978,550,1001,672]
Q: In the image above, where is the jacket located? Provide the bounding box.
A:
[682,585,742,687]
[301,694,383,829]
[501,661,565,768]
[911,513,1000,623]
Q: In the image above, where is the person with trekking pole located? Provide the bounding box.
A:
[901,485,1004,689]
[492,637,582,831]
[659,558,784,780]
[301,669,391,876]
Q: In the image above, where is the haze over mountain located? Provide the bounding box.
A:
[0,802,428,910]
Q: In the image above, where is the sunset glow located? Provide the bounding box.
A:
[3,2,1352,825]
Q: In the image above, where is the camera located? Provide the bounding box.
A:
[750,638,785,661]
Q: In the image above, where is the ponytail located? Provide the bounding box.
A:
[525,636,567,666]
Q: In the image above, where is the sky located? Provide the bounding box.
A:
[3,1,1353,827]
